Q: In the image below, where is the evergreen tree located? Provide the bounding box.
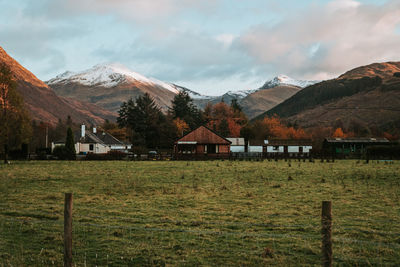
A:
[65,127,76,160]
[171,91,203,129]
[118,93,172,149]
[0,63,32,163]
[230,99,242,113]
[219,118,230,137]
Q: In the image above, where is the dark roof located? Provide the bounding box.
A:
[175,125,231,145]
[76,131,104,144]
[94,131,126,145]
[324,137,389,144]
[55,130,128,146]
[267,139,313,146]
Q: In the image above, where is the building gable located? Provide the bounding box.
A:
[176,126,231,145]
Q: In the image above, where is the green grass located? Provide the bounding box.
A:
[0,160,399,266]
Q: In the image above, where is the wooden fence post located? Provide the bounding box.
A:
[321,201,332,267]
[64,193,73,267]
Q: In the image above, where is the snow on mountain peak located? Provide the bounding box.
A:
[47,63,179,94]
[261,74,319,89]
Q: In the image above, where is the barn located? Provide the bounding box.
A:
[323,137,390,156]
[174,126,231,159]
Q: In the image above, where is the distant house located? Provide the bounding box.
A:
[265,139,313,157]
[323,137,390,156]
[174,126,231,159]
[52,125,131,154]
[226,138,245,153]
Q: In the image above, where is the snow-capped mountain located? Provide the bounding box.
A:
[172,84,213,100]
[47,63,179,94]
[260,74,319,90]
[47,63,183,113]
[47,63,320,119]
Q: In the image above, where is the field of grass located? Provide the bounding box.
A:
[0,160,399,266]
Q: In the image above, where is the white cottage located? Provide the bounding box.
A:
[52,125,131,154]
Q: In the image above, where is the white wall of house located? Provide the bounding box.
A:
[230,146,245,153]
[266,145,312,153]
[248,146,263,153]
[266,146,284,153]
[76,143,110,154]
[110,144,132,151]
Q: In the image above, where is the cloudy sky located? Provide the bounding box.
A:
[1,0,399,95]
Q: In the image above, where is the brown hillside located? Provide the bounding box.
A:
[263,61,400,131]
[0,47,116,125]
[339,62,400,80]
[240,85,301,118]
[49,80,176,113]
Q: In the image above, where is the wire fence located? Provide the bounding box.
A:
[1,203,399,266]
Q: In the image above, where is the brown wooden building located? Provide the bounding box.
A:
[174,126,231,159]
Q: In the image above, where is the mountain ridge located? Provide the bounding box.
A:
[257,61,400,132]
[0,46,117,125]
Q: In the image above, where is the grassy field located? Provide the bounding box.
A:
[0,160,399,266]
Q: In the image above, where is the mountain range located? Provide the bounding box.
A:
[3,45,399,133]
[0,46,116,125]
[47,64,318,118]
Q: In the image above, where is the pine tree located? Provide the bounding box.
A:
[65,127,76,160]
[118,93,172,149]
[171,91,203,129]
[219,118,230,137]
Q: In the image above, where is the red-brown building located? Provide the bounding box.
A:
[174,126,231,159]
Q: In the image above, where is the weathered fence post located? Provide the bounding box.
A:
[64,193,73,267]
[321,201,332,267]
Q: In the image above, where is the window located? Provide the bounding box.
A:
[89,144,94,151]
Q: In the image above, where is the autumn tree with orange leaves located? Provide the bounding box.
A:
[206,101,248,137]
[242,115,308,141]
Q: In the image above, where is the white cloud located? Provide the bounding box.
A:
[236,0,400,80]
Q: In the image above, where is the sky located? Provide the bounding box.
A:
[0,0,399,95]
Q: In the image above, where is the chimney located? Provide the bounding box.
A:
[81,124,85,138]
[93,127,97,134]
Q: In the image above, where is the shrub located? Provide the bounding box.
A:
[52,145,69,160]
[85,151,127,160]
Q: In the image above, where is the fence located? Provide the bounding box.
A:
[1,195,399,266]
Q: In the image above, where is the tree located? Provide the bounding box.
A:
[173,118,190,137]
[118,93,169,149]
[218,118,230,137]
[0,63,32,163]
[65,127,76,160]
[170,91,203,129]
[332,128,346,138]
[230,99,242,113]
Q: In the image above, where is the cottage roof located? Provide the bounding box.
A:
[324,137,389,144]
[76,131,104,144]
[267,139,313,146]
[175,126,231,145]
[94,131,127,146]
[226,138,245,146]
[55,129,128,146]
